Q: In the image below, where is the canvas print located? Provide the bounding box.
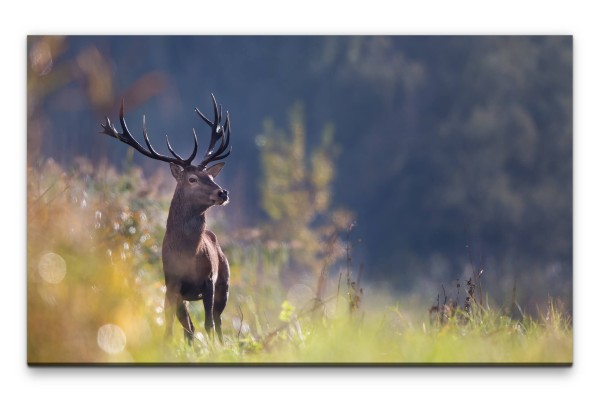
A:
[27,36,572,365]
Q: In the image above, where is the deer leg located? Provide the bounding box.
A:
[202,280,216,341]
[214,261,230,344]
[163,289,177,342]
[176,301,195,346]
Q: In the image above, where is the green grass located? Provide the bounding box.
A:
[119,300,571,365]
[26,159,572,365]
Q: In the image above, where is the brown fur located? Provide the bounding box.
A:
[162,163,230,344]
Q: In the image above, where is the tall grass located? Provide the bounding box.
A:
[26,159,572,364]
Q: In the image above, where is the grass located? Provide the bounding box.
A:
[125,299,571,365]
[26,159,572,365]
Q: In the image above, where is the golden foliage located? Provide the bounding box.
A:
[27,158,171,363]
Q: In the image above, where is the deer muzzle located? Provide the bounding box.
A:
[211,189,229,205]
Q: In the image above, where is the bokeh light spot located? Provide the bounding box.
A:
[30,40,53,76]
[37,253,67,284]
[97,324,127,354]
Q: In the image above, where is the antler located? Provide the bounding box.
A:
[100,100,198,166]
[195,93,232,169]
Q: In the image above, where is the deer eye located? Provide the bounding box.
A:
[188,176,198,184]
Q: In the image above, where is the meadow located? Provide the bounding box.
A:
[26,158,572,365]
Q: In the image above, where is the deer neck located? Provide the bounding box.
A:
[166,190,208,242]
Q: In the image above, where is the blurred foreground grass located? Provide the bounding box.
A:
[27,159,571,364]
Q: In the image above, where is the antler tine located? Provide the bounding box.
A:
[193,94,233,169]
[195,94,222,130]
[100,99,197,167]
[207,126,231,163]
[100,116,119,139]
[204,126,222,157]
[165,135,184,161]
[195,107,212,126]
[142,115,166,158]
[207,95,222,155]
[194,107,223,158]
[212,93,220,125]
[217,111,231,153]
[207,146,231,163]
[198,109,232,167]
[186,128,199,164]
[117,101,156,158]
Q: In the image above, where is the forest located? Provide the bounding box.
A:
[27,35,572,363]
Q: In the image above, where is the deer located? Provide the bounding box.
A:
[100,94,231,345]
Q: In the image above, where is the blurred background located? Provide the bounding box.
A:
[27,36,572,361]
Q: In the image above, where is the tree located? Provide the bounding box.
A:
[258,102,352,280]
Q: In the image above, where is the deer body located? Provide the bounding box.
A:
[101,94,233,344]
[162,163,230,343]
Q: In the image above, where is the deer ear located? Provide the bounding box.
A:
[205,162,225,177]
[169,163,184,180]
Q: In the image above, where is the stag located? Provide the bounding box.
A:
[100,94,231,345]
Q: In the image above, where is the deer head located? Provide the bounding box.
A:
[168,163,229,211]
